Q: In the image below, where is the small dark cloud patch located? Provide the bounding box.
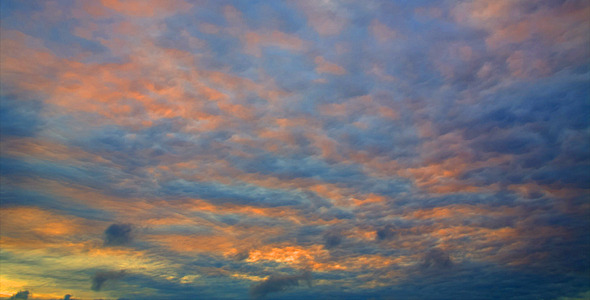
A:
[250,271,312,298]
[234,250,250,261]
[421,248,453,271]
[376,225,398,241]
[9,290,29,300]
[91,270,126,291]
[104,223,133,246]
[63,295,72,300]
[323,232,343,249]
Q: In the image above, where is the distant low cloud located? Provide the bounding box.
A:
[9,290,29,300]
[91,270,126,291]
[250,271,312,298]
[104,223,134,246]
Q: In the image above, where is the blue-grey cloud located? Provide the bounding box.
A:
[323,231,343,249]
[91,270,126,291]
[250,271,312,298]
[420,248,453,271]
[104,224,134,247]
[8,290,29,300]
[0,97,44,137]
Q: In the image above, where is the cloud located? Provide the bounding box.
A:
[370,19,398,43]
[376,225,398,241]
[9,291,29,300]
[104,223,134,246]
[0,97,44,137]
[91,270,126,291]
[242,30,308,57]
[63,295,72,300]
[323,231,343,249]
[249,271,312,298]
[315,56,347,75]
[0,0,589,299]
[296,0,349,36]
[98,0,192,18]
[420,248,453,271]
[233,250,251,261]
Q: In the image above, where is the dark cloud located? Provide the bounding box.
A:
[91,270,126,291]
[472,134,537,155]
[420,248,453,271]
[250,271,312,298]
[104,223,134,246]
[9,290,29,300]
[377,260,590,300]
[63,295,72,300]
[323,231,343,249]
[234,250,250,261]
[376,225,398,241]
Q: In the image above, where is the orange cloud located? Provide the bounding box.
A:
[220,5,309,57]
[370,20,398,43]
[315,56,347,75]
[1,26,296,134]
[150,234,234,254]
[351,193,387,206]
[200,23,221,34]
[247,244,345,271]
[0,206,95,239]
[453,0,590,58]
[246,243,409,273]
[100,0,192,17]
[243,30,308,57]
[1,137,112,165]
[296,0,348,36]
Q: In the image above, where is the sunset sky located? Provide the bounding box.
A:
[1,0,589,299]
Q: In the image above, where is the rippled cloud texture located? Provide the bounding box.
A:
[1,0,589,299]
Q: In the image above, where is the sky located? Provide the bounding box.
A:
[0,0,589,299]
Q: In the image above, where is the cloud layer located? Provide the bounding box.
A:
[0,0,588,299]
